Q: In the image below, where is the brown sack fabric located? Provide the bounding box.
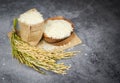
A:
[18,22,44,46]
[37,32,82,51]
[18,8,44,46]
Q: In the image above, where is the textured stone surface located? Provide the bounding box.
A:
[0,0,120,83]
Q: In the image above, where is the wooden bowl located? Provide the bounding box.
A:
[43,16,74,44]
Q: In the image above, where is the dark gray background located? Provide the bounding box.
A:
[0,0,120,83]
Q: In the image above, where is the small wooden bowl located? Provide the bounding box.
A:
[43,16,74,44]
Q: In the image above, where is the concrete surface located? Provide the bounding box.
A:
[0,0,120,83]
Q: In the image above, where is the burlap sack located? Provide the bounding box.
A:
[18,21,44,46]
